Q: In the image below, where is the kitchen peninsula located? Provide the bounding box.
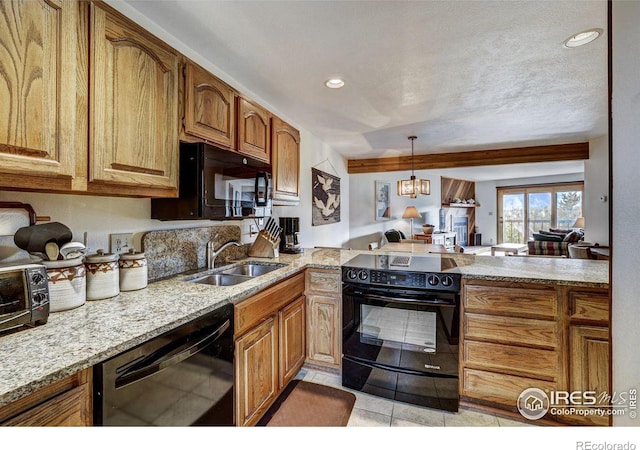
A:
[0,247,608,426]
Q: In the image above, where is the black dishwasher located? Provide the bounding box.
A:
[94,304,234,426]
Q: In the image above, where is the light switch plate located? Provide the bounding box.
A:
[110,233,133,254]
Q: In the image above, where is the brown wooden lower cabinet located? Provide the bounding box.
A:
[305,269,341,370]
[279,296,306,389]
[461,280,610,426]
[234,273,306,426]
[235,316,279,427]
[564,287,610,426]
[0,369,92,426]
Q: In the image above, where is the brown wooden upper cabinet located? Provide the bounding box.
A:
[0,0,87,192]
[271,116,301,203]
[89,2,180,196]
[184,61,236,150]
[237,97,270,163]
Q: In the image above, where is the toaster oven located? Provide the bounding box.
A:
[0,264,49,333]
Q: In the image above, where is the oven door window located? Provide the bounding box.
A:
[0,272,28,318]
[360,304,437,351]
[344,295,458,378]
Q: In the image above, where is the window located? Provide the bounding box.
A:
[497,183,583,244]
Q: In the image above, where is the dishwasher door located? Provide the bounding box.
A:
[94,303,234,426]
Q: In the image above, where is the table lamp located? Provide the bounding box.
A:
[402,206,422,237]
[572,217,585,229]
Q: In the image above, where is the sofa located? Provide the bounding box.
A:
[527,240,570,257]
[527,228,584,257]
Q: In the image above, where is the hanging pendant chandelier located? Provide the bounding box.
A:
[397,136,431,197]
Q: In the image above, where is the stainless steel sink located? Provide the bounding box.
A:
[221,263,286,277]
[189,273,252,286]
[185,263,286,286]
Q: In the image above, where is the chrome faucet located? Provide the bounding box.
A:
[207,239,242,269]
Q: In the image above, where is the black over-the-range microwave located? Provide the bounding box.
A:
[151,142,272,220]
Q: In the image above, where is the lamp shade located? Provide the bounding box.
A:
[572,217,585,228]
[402,206,422,219]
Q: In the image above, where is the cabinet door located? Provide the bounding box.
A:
[0,0,86,191]
[307,294,341,368]
[271,116,300,203]
[237,97,270,163]
[184,62,235,149]
[279,296,306,389]
[568,325,610,426]
[89,3,179,196]
[235,316,278,427]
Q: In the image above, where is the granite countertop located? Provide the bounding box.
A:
[0,247,608,408]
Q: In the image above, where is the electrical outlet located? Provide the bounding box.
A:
[110,233,133,254]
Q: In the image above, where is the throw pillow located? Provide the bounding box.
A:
[533,233,563,242]
[550,228,572,234]
[563,230,583,242]
[539,230,568,238]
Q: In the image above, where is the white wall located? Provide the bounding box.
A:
[273,129,350,248]
[584,135,610,245]
[612,0,640,427]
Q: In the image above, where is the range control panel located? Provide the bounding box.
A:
[342,267,460,292]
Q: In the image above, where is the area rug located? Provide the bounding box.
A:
[257,380,356,426]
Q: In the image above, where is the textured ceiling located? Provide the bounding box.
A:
[122,0,607,178]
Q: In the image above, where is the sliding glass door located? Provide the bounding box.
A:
[500,192,525,244]
[498,183,583,244]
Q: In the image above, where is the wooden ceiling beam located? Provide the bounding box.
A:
[347,142,590,174]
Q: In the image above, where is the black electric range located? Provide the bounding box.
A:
[341,253,462,412]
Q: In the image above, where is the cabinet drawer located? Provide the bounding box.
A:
[306,269,341,295]
[0,369,92,426]
[235,272,305,336]
[464,284,557,318]
[569,291,608,323]
[463,340,559,380]
[1,384,91,426]
[462,368,557,408]
[464,313,558,349]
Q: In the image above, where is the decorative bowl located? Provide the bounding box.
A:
[422,225,435,234]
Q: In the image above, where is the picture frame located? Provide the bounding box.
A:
[375,181,391,221]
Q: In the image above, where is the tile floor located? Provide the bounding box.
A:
[296,367,535,427]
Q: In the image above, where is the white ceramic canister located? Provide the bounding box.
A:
[43,257,86,312]
[85,250,119,300]
[118,250,147,291]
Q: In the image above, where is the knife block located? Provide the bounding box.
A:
[248,232,280,258]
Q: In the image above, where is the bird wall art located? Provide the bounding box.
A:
[312,167,341,226]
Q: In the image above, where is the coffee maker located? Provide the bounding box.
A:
[279,217,303,254]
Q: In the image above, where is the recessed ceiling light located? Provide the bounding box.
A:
[325,78,345,89]
[563,28,603,48]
